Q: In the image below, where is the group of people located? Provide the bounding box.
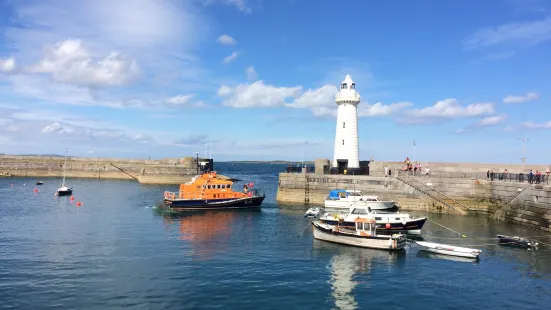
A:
[486,168,549,183]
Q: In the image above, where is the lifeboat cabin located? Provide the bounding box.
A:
[163,171,265,211]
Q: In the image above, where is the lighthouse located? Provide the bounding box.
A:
[331,74,360,174]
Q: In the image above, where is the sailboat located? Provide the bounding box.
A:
[57,149,73,196]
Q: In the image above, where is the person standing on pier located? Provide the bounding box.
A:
[384,165,388,177]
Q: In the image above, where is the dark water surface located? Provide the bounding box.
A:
[1,163,551,309]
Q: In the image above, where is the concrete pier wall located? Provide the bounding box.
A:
[277,172,551,231]
[0,155,202,184]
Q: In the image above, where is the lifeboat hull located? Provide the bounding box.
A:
[164,195,265,211]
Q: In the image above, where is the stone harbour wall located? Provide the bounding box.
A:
[0,155,204,184]
[277,171,551,231]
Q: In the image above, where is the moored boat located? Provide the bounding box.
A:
[56,149,73,197]
[497,234,539,248]
[304,207,321,217]
[415,241,482,259]
[312,218,406,250]
[163,171,265,211]
[36,181,44,185]
[324,190,396,213]
[319,206,427,234]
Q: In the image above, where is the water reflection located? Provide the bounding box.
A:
[313,240,405,310]
[158,210,242,261]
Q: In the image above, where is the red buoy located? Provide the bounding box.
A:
[76,201,83,207]
[70,196,75,201]
[385,223,391,229]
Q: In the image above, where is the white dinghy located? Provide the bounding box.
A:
[415,241,482,259]
[304,207,321,218]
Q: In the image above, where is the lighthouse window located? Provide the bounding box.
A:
[351,83,355,90]
[342,139,344,145]
[343,122,345,128]
[341,83,347,89]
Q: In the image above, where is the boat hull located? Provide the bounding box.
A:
[164,195,265,211]
[496,234,536,248]
[416,241,481,259]
[312,222,406,251]
[57,189,73,196]
[320,217,426,234]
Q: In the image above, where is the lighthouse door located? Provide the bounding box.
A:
[336,159,348,174]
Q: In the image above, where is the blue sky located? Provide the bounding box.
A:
[0,0,550,164]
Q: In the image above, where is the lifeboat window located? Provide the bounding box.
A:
[208,185,211,189]
[375,217,382,220]
[202,185,206,188]
[395,218,401,220]
[217,185,221,189]
[196,186,200,189]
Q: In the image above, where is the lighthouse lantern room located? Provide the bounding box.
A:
[331,74,360,174]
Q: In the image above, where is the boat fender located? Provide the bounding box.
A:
[385,223,391,229]
[402,221,407,226]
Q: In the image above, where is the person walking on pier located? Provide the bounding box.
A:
[384,165,388,177]
[529,170,534,184]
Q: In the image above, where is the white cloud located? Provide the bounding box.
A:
[218,81,302,108]
[359,101,413,117]
[41,122,73,134]
[408,98,494,121]
[204,0,252,13]
[286,85,337,109]
[463,17,551,50]
[503,92,539,104]
[246,66,258,80]
[29,39,140,87]
[522,121,551,129]
[166,94,195,106]
[477,115,507,126]
[223,52,239,64]
[217,34,236,45]
[0,57,16,73]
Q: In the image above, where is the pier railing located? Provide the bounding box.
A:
[402,170,549,185]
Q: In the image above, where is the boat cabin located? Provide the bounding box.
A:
[173,171,250,200]
[354,217,376,236]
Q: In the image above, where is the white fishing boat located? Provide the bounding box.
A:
[318,206,427,234]
[304,207,321,217]
[324,190,395,213]
[311,217,406,251]
[56,149,73,197]
[415,241,482,259]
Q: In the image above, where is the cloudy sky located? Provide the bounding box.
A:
[0,0,549,163]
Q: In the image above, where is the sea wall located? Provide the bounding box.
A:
[0,155,203,183]
[277,171,551,231]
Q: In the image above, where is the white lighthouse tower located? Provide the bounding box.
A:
[331,74,360,174]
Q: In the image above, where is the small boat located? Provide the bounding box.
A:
[324,189,396,213]
[311,217,406,251]
[318,206,427,234]
[497,234,539,248]
[163,171,265,211]
[304,207,321,217]
[36,181,44,185]
[415,241,482,259]
[56,149,73,196]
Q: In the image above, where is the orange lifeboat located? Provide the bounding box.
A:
[163,171,265,211]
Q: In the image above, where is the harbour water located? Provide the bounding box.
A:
[1,163,550,309]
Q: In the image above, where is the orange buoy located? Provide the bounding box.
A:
[33,188,39,193]
[385,223,391,229]
[70,196,75,201]
[76,201,83,207]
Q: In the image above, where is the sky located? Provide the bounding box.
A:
[0,0,550,164]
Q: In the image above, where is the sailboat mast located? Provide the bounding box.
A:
[62,148,67,187]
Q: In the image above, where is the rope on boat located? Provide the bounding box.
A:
[298,221,312,237]
[427,218,467,238]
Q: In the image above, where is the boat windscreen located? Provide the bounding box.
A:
[328,190,347,198]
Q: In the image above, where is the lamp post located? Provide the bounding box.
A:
[516,137,529,172]
[413,140,416,175]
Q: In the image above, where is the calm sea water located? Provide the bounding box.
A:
[1,163,551,310]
